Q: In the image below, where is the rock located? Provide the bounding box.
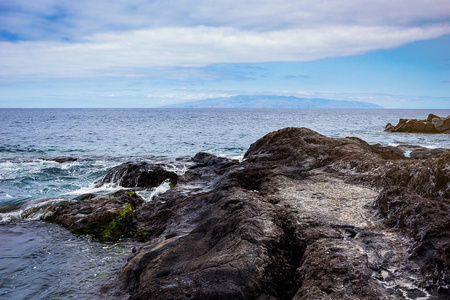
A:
[427,113,440,122]
[410,147,447,159]
[46,190,144,242]
[42,128,449,299]
[243,127,378,170]
[384,123,395,132]
[45,157,78,163]
[410,120,427,131]
[370,143,405,159]
[385,115,449,134]
[95,162,178,188]
[434,116,450,132]
[102,128,449,299]
[395,145,447,159]
[192,152,237,168]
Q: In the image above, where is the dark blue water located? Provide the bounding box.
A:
[0,108,449,299]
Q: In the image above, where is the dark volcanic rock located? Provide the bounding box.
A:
[43,127,449,299]
[385,114,450,133]
[102,127,449,299]
[46,190,144,242]
[244,127,379,169]
[370,152,450,295]
[192,152,238,167]
[370,143,406,159]
[95,161,178,188]
[45,157,78,163]
[410,147,447,159]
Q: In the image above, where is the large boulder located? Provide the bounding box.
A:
[244,127,379,170]
[95,161,178,188]
[433,116,450,132]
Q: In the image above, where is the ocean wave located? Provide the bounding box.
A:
[0,198,70,224]
[0,145,46,155]
[136,180,172,202]
[63,183,124,198]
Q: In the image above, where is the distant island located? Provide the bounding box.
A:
[162,95,383,109]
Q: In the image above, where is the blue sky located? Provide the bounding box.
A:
[0,0,449,108]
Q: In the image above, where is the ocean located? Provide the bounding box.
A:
[1,108,449,298]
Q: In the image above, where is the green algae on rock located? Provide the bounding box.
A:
[46,190,144,242]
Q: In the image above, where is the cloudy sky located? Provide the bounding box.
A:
[0,0,449,108]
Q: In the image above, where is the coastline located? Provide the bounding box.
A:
[11,127,447,299]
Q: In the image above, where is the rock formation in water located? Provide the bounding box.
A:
[46,190,145,242]
[94,161,178,188]
[44,157,78,163]
[385,113,450,133]
[46,127,449,299]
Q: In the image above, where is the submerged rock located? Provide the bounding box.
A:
[44,157,78,163]
[385,114,450,133]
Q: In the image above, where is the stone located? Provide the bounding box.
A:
[105,128,450,299]
[386,115,449,133]
[409,147,447,159]
[370,144,405,159]
[441,116,450,132]
[384,123,395,132]
[433,117,444,131]
[45,190,144,242]
[410,120,427,132]
[95,161,178,188]
[427,113,440,122]
[45,157,78,163]
[40,128,449,299]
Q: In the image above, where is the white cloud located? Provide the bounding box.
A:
[1,0,449,82]
[2,0,450,39]
[1,24,449,79]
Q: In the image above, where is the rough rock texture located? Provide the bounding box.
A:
[41,128,449,298]
[385,114,450,133]
[46,190,144,242]
[93,127,449,299]
[95,161,178,188]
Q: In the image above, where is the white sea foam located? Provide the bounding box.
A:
[0,210,22,224]
[136,180,172,202]
[64,182,123,197]
[231,154,244,161]
[0,197,69,224]
[63,178,172,202]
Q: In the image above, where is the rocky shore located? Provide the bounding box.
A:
[44,127,449,299]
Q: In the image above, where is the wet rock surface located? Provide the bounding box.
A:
[95,161,178,188]
[45,190,144,242]
[44,157,78,163]
[385,114,450,134]
[45,127,449,299]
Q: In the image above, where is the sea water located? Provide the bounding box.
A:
[1,108,449,298]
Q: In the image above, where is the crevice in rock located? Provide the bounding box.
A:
[234,167,271,192]
[263,207,305,299]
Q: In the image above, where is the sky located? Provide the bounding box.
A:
[0,0,449,108]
